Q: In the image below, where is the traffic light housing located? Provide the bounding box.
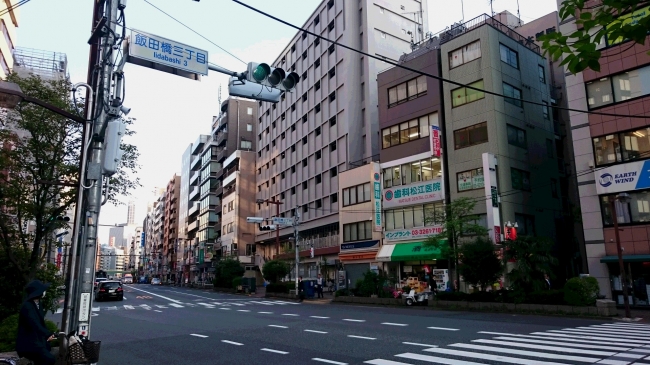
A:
[259,224,277,231]
[246,62,300,92]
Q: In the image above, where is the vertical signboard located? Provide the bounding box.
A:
[482,153,502,243]
[430,125,441,157]
[372,162,382,232]
[141,232,145,247]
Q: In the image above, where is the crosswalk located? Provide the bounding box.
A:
[365,322,650,365]
[53,299,299,314]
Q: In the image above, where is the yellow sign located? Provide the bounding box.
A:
[607,5,650,46]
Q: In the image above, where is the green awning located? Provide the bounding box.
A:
[390,241,443,261]
[600,255,650,263]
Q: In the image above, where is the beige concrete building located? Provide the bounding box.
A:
[163,175,180,281]
[0,0,18,79]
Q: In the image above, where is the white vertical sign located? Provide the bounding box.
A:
[482,153,501,243]
[78,292,91,322]
[372,162,382,232]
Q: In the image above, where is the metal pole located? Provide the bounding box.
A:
[72,0,120,339]
[294,208,300,293]
[275,201,280,256]
[610,198,632,318]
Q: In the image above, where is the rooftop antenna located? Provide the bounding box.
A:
[516,0,522,26]
[489,0,495,16]
[461,0,465,21]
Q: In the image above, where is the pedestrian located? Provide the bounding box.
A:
[16,280,56,365]
[544,274,551,290]
[298,276,305,302]
[316,274,324,299]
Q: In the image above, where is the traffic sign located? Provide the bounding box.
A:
[272,217,295,226]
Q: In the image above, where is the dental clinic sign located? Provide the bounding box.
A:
[595,160,650,194]
[128,29,209,76]
[383,178,444,209]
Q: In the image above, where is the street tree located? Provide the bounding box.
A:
[541,0,650,73]
[424,197,488,288]
[262,259,290,283]
[502,235,558,293]
[0,73,140,318]
[457,236,503,292]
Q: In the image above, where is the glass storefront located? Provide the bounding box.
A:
[604,259,650,306]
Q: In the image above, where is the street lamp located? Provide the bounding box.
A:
[609,193,632,319]
[256,198,282,256]
[0,81,85,124]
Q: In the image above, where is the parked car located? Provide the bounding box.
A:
[94,277,108,290]
[95,281,123,301]
[151,278,161,285]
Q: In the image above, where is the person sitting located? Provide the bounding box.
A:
[16,280,56,365]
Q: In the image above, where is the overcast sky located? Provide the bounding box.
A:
[16,0,558,243]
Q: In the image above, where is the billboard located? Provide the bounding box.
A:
[382,178,444,209]
[595,160,650,195]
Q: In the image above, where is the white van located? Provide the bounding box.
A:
[122,274,133,284]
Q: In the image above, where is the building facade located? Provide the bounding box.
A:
[0,0,18,78]
[163,174,180,282]
[376,39,446,289]
[559,1,650,303]
[185,134,210,283]
[255,0,428,272]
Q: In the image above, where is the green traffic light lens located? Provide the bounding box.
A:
[253,63,270,82]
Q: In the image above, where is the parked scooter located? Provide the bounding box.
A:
[403,289,432,306]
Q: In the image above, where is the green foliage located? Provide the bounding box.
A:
[502,235,558,293]
[564,277,600,306]
[355,271,387,297]
[262,260,290,283]
[436,292,468,301]
[232,277,242,290]
[0,74,140,320]
[0,313,58,352]
[266,282,295,294]
[212,258,244,288]
[458,236,503,292]
[526,290,566,305]
[335,288,350,297]
[541,0,650,73]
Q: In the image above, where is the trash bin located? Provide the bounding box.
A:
[304,279,316,298]
[241,277,256,293]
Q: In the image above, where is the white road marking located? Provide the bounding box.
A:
[231,303,245,306]
[168,303,183,308]
[124,285,183,303]
[154,310,162,313]
[557,328,650,340]
[237,310,250,312]
[382,322,408,327]
[155,305,167,309]
[428,326,459,331]
[310,316,330,319]
[364,360,414,365]
[91,313,98,317]
[269,325,288,328]
[630,349,650,354]
[261,348,288,354]
[312,358,348,364]
[613,353,645,359]
[396,352,497,365]
[282,313,299,316]
[219,308,231,310]
[91,307,100,312]
[478,331,634,347]
[55,308,63,314]
[343,319,365,322]
[586,325,650,334]
[531,331,650,344]
[304,329,328,334]
[106,306,117,310]
[140,304,151,310]
[447,343,601,362]
[124,305,135,310]
[190,334,208,338]
[402,342,438,348]
[258,311,273,314]
[221,340,243,346]
[491,336,630,351]
[596,360,633,365]
[197,303,215,308]
[347,335,376,340]
[421,348,572,365]
[471,339,615,356]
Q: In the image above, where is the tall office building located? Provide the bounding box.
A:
[127,200,135,225]
[255,0,429,270]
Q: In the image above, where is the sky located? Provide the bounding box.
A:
[16,0,559,243]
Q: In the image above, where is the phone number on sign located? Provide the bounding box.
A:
[412,227,442,235]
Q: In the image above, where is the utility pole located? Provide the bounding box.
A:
[294,208,300,293]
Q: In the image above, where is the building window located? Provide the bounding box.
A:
[381,112,439,149]
[539,65,546,84]
[330,167,337,177]
[542,101,549,119]
[303,32,308,40]
[302,181,308,189]
[514,213,535,235]
[315,58,320,69]
[593,127,650,166]
[451,80,485,107]
[499,43,519,69]
[329,67,335,79]
[315,199,322,208]
[316,150,321,159]
[247,123,253,131]
[281,171,285,179]
[587,65,650,109]
[314,15,319,25]
[342,183,371,207]
[302,159,308,167]
[503,82,522,107]
[328,21,335,32]
[302,71,307,81]
[247,107,253,115]
[315,104,321,114]
[329,44,335,55]
[316,174,322,184]
[303,204,309,213]
[331,193,338,203]
[329,92,336,102]
[454,122,488,149]
[291,186,296,195]
[241,140,252,150]
[343,221,372,242]
[302,115,308,123]
[315,38,320,46]
[511,168,531,191]
[388,75,427,107]
[291,124,296,132]
[315,81,321,91]
[329,116,337,126]
[330,141,337,151]
[385,203,444,231]
[291,165,296,173]
[328,0,334,9]
[383,157,442,188]
[506,124,527,149]
[457,168,484,192]
[448,40,481,68]
[302,136,307,144]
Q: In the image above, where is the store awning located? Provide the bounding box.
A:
[600,255,650,263]
[376,241,444,262]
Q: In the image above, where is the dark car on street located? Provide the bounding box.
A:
[95,280,124,301]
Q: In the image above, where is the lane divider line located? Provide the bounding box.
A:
[261,348,288,354]
[221,340,243,346]
[190,334,208,338]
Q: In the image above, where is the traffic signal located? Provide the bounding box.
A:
[259,224,277,231]
[246,63,300,92]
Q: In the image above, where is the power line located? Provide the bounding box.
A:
[142,0,247,65]
[0,0,30,17]
[231,0,650,120]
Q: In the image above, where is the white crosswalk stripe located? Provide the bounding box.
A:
[85,298,301,313]
[365,323,650,365]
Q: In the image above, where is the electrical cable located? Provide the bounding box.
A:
[142,0,247,65]
[231,0,650,120]
[0,0,30,17]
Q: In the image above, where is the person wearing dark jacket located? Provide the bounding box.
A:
[16,280,56,365]
[297,276,305,302]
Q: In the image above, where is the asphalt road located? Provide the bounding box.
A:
[47,285,650,365]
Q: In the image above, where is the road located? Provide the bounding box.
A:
[47,285,650,365]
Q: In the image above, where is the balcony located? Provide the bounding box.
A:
[189,186,199,200]
[191,154,201,170]
[216,148,227,162]
[216,131,228,146]
[190,170,200,185]
[223,170,237,187]
[300,235,339,250]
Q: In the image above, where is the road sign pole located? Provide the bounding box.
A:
[294,208,300,294]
